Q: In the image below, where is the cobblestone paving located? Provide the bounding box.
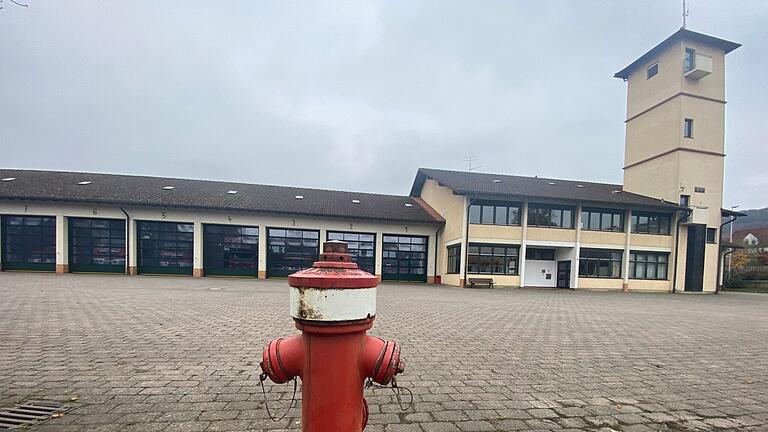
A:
[1,273,767,431]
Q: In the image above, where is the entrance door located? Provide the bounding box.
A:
[685,225,706,292]
[556,260,571,288]
[1,215,56,271]
[381,234,428,282]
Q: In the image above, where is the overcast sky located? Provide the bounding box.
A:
[1,1,765,209]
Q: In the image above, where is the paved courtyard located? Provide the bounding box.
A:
[0,273,767,432]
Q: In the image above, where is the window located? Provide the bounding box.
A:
[579,249,622,279]
[631,212,672,235]
[468,201,521,226]
[680,195,690,207]
[684,48,695,72]
[382,235,427,282]
[267,228,319,277]
[694,186,705,193]
[684,118,694,138]
[70,218,126,272]
[629,252,668,280]
[328,231,375,274]
[447,244,461,274]
[203,224,258,276]
[581,208,625,232]
[706,228,717,244]
[527,204,575,229]
[138,221,194,274]
[525,248,555,261]
[647,62,658,79]
[467,244,519,275]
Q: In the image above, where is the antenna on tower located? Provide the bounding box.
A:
[462,154,481,172]
[682,0,690,28]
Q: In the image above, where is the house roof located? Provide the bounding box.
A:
[411,168,681,211]
[731,228,768,245]
[614,28,741,80]
[0,169,444,224]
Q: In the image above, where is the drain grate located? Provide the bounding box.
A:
[0,400,68,429]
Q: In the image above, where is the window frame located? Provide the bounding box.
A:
[527,203,575,229]
[468,201,522,226]
[629,251,669,280]
[578,248,623,279]
[466,243,519,276]
[647,62,659,79]
[631,211,672,235]
[684,47,696,72]
[684,118,694,138]
[446,244,461,274]
[581,207,626,232]
[706,228,717,244]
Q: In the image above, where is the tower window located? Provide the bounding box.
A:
[706,228,717,244]
[680,195,690,207]
[684,118,694,138]
[684,48,696,72]
[647,63,658,79]
[694,186,705,193]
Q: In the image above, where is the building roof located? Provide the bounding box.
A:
[411,168,681,211]
[614,28,741,80]
[722,207,748,218]
[0,169,444,224]
[731,228,768,246]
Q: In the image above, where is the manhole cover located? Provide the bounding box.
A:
[0,400,69,429]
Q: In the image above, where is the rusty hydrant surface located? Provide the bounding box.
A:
[260,240,405,432]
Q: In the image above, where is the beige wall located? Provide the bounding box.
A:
[626,40,684,119]
[527,227,576,243]
[420,179,464,242]
[468,224,523,241]
[629,233,674,249]
[580,231,626,247]
[626,279,672,292]
[578,278,624,290]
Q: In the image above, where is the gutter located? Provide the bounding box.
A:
[715,213,745,294]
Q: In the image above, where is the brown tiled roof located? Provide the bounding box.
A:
[0,169,444,224]
[411,168,681,211]
[731,228,768,246]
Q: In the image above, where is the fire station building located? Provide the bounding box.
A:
[0,29,740,293]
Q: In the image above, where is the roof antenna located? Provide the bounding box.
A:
[462,154,481,172]
[682,0,690,29]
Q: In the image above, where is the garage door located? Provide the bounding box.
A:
[69,218,126,273]
[382,234,428,282]
[203,224,258,277]
[267,228,319,278]
[327,231,376,274]
[137,221,194,275]
[1,215,56,271]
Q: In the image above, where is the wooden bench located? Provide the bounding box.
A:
[467,277,494,289]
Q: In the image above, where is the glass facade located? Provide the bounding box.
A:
[203,224,259,277]
[579,249,622,278]
[582,208,625,232]
[1,215,56,271]
[467,244,519,275]
[267,228,319,277]
[469,201,521,226]
[69,218,126,273]
[327,231,375,274]
[382,234,427,282]
[527,204,575,229]
[525,248,555,261]
[631,212,672,235]
[629,251,668,280]
[137,221,194,275]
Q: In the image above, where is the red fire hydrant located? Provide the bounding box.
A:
[260,240,405,431]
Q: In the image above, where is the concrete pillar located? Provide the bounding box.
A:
[55,215,69,274]
[193,221,203,277]
[128,219,138,275]
[622,208,632,292]
[427,229,437,284]
[572,204,582,289]
[0,216,4,272]
[519,200,529,288]
[459,196,469,287]
[374,232,383,282]
[258,224,267,279]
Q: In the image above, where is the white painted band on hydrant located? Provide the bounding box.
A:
[289,286,377,322]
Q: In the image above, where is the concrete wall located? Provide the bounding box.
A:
[0,200,439,281]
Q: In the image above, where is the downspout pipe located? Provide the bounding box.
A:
[433,226,441,284]
[120,207,130,275]
[672,207,693,293]
[716,213,743,294]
